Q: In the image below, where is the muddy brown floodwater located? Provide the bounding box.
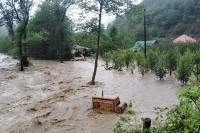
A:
[0,57,180,133]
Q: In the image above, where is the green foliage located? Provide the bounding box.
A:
[110,0,200,38]
[123,50,134,68]
[151,43,200,55]
[109,25,117,42]
[108,25,120,51]
[106,16,137,50]
[154,52,167,80]
[74,32,96,52]
[151,87,200,133]
[104,43,200,82]
[135,52,148,76]
[111,50,125,71]
[0,36,13,53]
[165,48,180,75]
[102,51,112,68]
[102,49,134,70]
[99,34,113,55]
[146,49,158,71]
[114,87,200,133]
[144,0,200,37]
[176,50,193,84]
[193,50,200,82]
[8,48,19,58]
[78,0,135,85]
[27,0,73,60]
[113,102,142,133]
[0,0,15,40]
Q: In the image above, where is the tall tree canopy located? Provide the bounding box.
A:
[27,0,74,60]
[111,0,200,39]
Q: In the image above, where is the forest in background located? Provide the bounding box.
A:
[107,0,200,43]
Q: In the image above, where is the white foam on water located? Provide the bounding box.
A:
[0,53,18,68]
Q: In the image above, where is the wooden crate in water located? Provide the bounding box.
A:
[92,95,126,113]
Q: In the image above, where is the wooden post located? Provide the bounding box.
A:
[142,118,151,133]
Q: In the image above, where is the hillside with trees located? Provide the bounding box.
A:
[108,0,200,40]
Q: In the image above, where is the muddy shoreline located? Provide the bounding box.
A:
[0,57,179,133]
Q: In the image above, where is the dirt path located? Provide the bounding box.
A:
[0,59,179,133]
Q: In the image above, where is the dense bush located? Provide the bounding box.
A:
[135,52,148,76]
[0,37,14,54]
[102,49,135,71]
[151,87,200,133]
[146,49,158,71]
[165,48,180,75]
[154,53,167,80]
[193,50,200,82]
[176,50,193,84]
[102,43,200,84]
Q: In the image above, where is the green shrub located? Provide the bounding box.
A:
[176,50,193,84]
[114,87,200,133]
[0,36,14,54]
[154,53,167,80]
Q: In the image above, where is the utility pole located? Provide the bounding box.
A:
[144,8,147,59]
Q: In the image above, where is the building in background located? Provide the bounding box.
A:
[173,34,197,43]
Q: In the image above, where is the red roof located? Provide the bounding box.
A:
[173,34,197,43]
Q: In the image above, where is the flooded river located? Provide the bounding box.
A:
[0,55,179,133]
[0,53,17,68]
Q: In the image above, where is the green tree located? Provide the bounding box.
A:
[109,25,118,50]
[193,50,200,83]
[135,52,148,76]
[79,0,134,85]
[154,52,167,80]
[176,50,193,84]
[165,47,180,75]
[99,34,112,55]
[74,32,96,52]
[0,36,13,53]
[147,48,158,71]
[111,50,125,71]
[109,25,117,42]
[15,0,33,71]
[102,51,112,68]
[27,0,74,60]
[0,0,33,71]
[123,49,134,68]
[0,0,15,41]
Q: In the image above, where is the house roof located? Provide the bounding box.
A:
[173,34,196,43]
[131,40,157,50]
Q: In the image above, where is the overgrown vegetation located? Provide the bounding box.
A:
[114,87,200,133]
[101,43,200,84]
[27,0,74,60]
[109,0,200,39]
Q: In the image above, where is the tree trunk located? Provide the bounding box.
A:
[18,21,28,71]
[19,31,24,71]
[142,118,151,133]
[90,0,103,85]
